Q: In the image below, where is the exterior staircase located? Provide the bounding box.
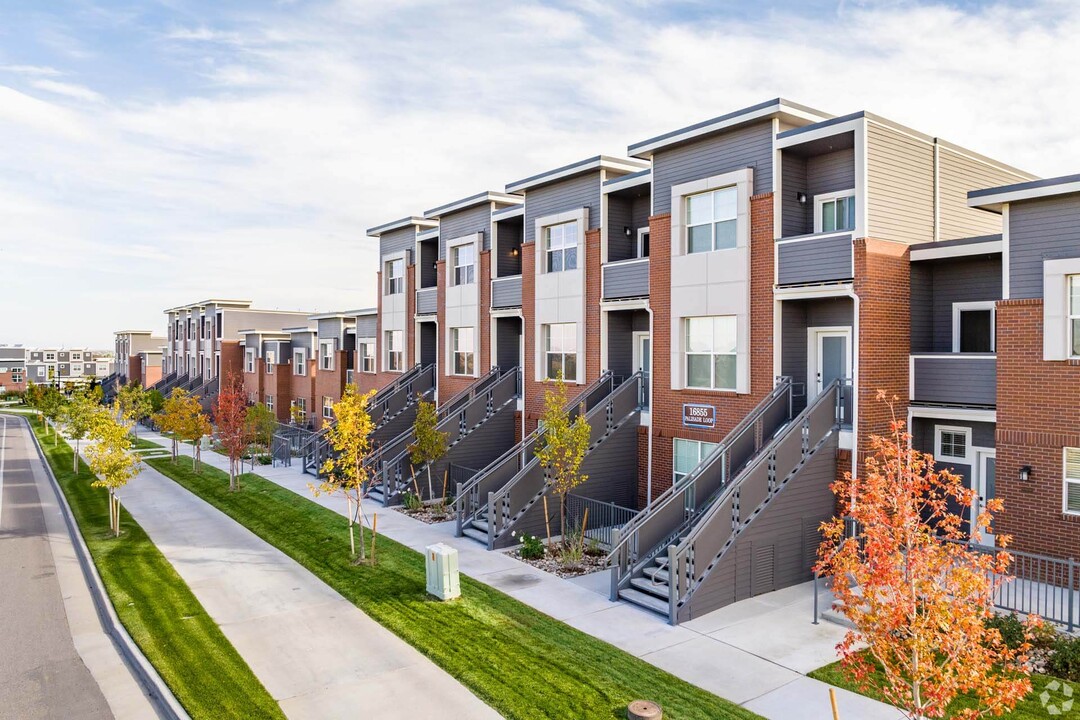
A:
[608,378,847,624]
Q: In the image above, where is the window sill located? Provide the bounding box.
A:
[682,386,739,395]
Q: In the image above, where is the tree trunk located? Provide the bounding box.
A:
[426,463,434,502]
[115,496,121,538]
[73,440,79,473]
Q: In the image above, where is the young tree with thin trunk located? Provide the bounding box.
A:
[246,402,277,451]
[40,385,64,444]
[213,374,248,491]
[87,410,142,538]
[816,391,1037,720]
[155,388,200,463]
[407,398,447,501]
[116,382,152,440]
[533,373,591,553]
[180,398,212,473]
[310,385,376,561]
[61,388,101,472]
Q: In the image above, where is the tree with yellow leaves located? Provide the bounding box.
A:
[533,372,591,552]
[309,385,377,561]
[87,408,142,538]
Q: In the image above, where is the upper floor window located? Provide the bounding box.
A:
[385,258,404,295]
[674,438,718,485]
[953,302,995,353]
[320,340,335,371]
[385,330,403,372]
[1070,275,1080,358]
[293,349,307,376]
[685,316,736,391]
[816,190,856,233]
[543,323,577,381]
[452,244,475,285]
[686,187,736,253]
[71,352,82,362]
[545,221,578,272]
[1066,447,1080,515]
[45,352,56,362]
[265,350,276,374]
[451,327,474,376]
[245,349,256,374]
[323,396,334,419]
[265,394,274,412]
[359,342,375,373]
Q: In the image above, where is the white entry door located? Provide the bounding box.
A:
[808,327,850,409]
[973,450,997,547]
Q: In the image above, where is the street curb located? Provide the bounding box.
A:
[20,415,190,720]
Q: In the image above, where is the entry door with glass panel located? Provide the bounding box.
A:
[633,332,651,409]
[809,328,850,420]
[974,451,996,547]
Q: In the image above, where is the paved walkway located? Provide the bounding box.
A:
[78,434,499,719]
[143,430,900,720]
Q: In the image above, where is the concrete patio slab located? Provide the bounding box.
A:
[743,675,903,720]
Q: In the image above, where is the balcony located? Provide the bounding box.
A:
[416,287,437,316]
[602,258,649,301]
[776,232,853,287]
[491,275,522,310]
[910,353,996,408]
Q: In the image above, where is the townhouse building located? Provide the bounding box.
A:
[0,345,27,394]
[347,97,1075,624]
[25,347,113,389]
[113,330,166,388]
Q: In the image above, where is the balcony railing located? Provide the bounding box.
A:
[491,275,522,309]
[776,231,853,286]
[416,286,437,316]
[910,353,996,407]
[602,258,649,300]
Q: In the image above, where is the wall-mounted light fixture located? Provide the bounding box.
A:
[510,247,519,257]
[1019,465,1032,482]
[624,226,632,237]
[796,192,807,205]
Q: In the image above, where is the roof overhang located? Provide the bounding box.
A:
[628,98,830,159]
[968,173,1080,213]
[164,299,252,313]
[366,216,438,237]
[238,329,292,338]
[423,191,523,219]
[909,235,1003,262]
[307,311,359,321]
[283,326,317,334]
[417,227,439,241]
[505,155,648,194]
[602,169,651,195]
[493,205,524,220]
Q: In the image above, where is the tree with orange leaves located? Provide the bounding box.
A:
[816,391,1038,720]
[213,373,249,492]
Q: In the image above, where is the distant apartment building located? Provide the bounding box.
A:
[0,345,28,394]
[113,330,166,389]
[25,347,113,389]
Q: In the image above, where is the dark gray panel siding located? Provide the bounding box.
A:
[418,240,438,288]
[777,235,852,285]
[607,195,635,261]
[440,204,491,259]
[416,287,438,315]
[491,276,522,309]
[781,156,808,237]
[355,315,376,337]
[380,226,415,257]
[603,260,650,300]
[524,171,602,243]
[912,356,996,407]
[910,263,933,353]
[1009,195,1080,299]
[606,312,634,378]
[807,148,855,198]
[495,317,522,371]
[912,417,996,453]
[931,256,1002,351]
[781,297,854,411]
[632,195,650,231]
[653,121,773,215]
[495,220,523,277]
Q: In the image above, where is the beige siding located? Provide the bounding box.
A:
[937,146,1027,240]
[866,122,935,244]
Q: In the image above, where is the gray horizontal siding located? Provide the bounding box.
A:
[380,226,415,256]
[524,171,601,243]
[415,287,437,315]
[440,203,491,258]
[491,275,522,309]
[912,355,996,407]
[1009,195,1080,299]
[602,260,650,300]
[777,234,852,285]
[355,315,376,337]
[653,121,773,216]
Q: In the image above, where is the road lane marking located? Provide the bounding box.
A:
[0,416,7,529]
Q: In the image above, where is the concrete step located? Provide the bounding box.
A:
[642,565,669,584]
[470,517,489,533]
[630,576,670,599]
[461,526,488,545]
[618,587,669,616]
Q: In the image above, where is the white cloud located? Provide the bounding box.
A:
[30,79,104,102]
[1,0,1079,346]
[0,64,63,76]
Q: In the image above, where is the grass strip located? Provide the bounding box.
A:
[808,655,1076,718]
[24,417,284,720]
[145,455,762,720]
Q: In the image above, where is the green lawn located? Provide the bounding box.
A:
[23,416,284,720]
[809,654,1079,719]
[144,456,761,720]
[131,436,163,451]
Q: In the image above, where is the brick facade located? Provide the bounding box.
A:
[313,350,349,429]
[289,357,318,426]
[128,356,142,387]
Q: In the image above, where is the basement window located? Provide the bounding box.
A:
[936,427,969,461]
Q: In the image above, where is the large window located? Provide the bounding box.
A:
[543,323,577,381]
[544,221,578,272]
[674,438,718,485]
[385,258,404,295]
[385,330,403,372]
[293,349,306,376]
[293,397,307,422]
[320,340,335,371]
[1070,276,1080,358]
[265,395,274,412]
[12,369,23,383]
[359,342,375,373]
[323,396,334,419]
[452,243,475,285]
[686,187,736,253]
[1066,448,1080,515]
[936,426,969,461]
[451,327,474,376]
[684,316,737,390]
[816,191,856,233]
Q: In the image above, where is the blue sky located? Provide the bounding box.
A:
[0,0,1075,347]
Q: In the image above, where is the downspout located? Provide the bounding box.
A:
[844,287,860,514]
[645,303,655,507]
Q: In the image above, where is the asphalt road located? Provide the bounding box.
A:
[0,416,113,720]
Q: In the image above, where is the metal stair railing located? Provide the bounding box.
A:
[454,370,615,536]
[607,377,794,599]
[378,368,519,505]
[665,379,843,625]
[485,373,642,550]
[368,364,434,428]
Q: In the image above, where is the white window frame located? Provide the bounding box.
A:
[952,301,996,353]
[636,227,650,259]
[245,348,256,374]
[451,243,476,286]
[935,425,971,463]
[320,340,335,371]
[265,394,274,412]
[1069,275,1080,359]
[543,221,579,273]
[1065,447,1080,515]
[385,258,404,295]
[322,396,334,419]
[293,348,307,376]
[450,327,475,376]
[542,323,578,382]
[293,397,307,421]
[71,352,82,362]
[673,438,719,485]
[359,342,375,373]
[814,189,857,234]
[385,330,403,372]
[684,316,738,391]
[265,350,276,374]
[44,352,56,362]
[37,366,45,378]
[685,186,738,254]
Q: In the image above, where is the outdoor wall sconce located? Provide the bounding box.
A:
[796,192,807,204]
[510,247,519,256]
[624,226,632,236]
[1019,465,1032,482]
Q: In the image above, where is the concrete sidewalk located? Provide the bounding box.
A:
[143,430,900,720]
[82,434,499,720]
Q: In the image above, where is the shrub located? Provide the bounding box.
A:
[255,454,272,465]
[515,533,544,560]
[1047,635,1080,682]
[985,613,1026,649]
[402,492,422,511]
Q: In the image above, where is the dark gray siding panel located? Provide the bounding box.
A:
[607,195,635,261]
[1009,195,1080,299]
[653,121,773,215]
[912,356,996,407]
[524,171,602,243]
[777,235,852,285]
[491,276,522,309]
[355,315,376,337]
[606,313,633,378]
[495,220,523,277]
[930,256,1002,351]
[380,226,415,257]
[440,204,491,259]
[912,417,996,452]
[632,195,650,231]
[416,287,438,315]
[418,240,438,287]
[807,148,855,197]
[781,297,854,411]
[495,317,522,371]
[910,263,934,354]
[781,156,807,237]
[603,260,650,300]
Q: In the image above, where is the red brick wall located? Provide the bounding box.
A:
[243,358,263,402]
[995,298,1080,559]
[643,193,776,507]
[852,238,911,474]
[220,342,244,385]
[0,370,26,393]
[143,363,162,388]
[313,351,348,429]
[128,355,141,385]
[266,363,292,422]
[289,358,318,424]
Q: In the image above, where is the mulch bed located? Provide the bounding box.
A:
[506,547,608,579]
[400,505,455,525]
